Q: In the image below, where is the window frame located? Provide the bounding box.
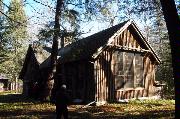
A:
[134,53,144,88]
[114,51,144,90]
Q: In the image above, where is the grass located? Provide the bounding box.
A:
[0,91,175,119]
[73,99,175,119]
[0,91,55,119]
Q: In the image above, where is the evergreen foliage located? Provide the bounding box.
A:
[0,0,28,81]
[0,1,7,64]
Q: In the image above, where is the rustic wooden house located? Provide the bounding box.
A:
[19,44,51,98]
[56,20,162,104]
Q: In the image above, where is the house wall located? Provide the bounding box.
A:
[23,54,40,98]
[94,26,158,102]
[59,60,95,103]
[115,55,157,100]
[56,25,159,103]
[94,50,114,103]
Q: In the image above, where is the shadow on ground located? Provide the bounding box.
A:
[0,93,175,119]
[0,93,36,103]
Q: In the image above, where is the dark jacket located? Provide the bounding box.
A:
[55,89,70,106]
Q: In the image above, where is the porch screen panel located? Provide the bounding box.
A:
[124,52,134,88]
[114,51,124,90]
[135,54,144,87]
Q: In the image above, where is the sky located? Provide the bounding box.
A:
[21,0,117,40]
[2,0,125,38]
[2,0,179,43]
[3,0,46,41]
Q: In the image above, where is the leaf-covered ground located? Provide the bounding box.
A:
[0,91,175,119]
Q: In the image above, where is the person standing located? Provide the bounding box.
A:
[55,84,70,119]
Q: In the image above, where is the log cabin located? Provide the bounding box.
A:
[56,20,162,104]
[20,20,162,104]
[19,44,52,98]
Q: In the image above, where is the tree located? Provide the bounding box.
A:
[44,0,111,101]
[122,0,174,99]
[0,0,7,63]
[38,9,81,47]
[156,34,174,99]
[159,0,180,111]
[133,0,174,99]
[38,0,64,101]
[40,0,107,101]
[176,0,180,15]
[1,0,28,91]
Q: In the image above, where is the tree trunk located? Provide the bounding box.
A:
[160,0,180,112]
[15,76,18,93]
[40,0,64,101]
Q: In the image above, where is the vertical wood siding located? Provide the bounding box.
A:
[94,26,157,102]
[94,50,114,102]
[62,60,95,103]
[23,53,41,97]
[61,26,158,103]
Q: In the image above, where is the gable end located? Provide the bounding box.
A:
[92,20,160,64]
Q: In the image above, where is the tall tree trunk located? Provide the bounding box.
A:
[40,0,64,101]
[15,76,18,93]
[160,0,180,112]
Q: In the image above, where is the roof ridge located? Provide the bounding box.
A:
[59,20,129,50]
[81,20,129,40]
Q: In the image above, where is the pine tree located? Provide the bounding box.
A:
[0,0,7,63]
[1,0,28,91]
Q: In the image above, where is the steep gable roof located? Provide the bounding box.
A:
[57,20,129,63]
[57,20,160,64]
[19,44,51,79]
[20,19,160,79]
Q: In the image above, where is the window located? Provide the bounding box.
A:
[114,51,144,90]
[124,52,134,88]
[114,51,124,89]
[134,54,144,87]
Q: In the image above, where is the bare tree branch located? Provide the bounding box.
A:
[31,0,56,12]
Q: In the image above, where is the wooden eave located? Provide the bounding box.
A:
[108,44,151,53]
[130,20,161,64]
